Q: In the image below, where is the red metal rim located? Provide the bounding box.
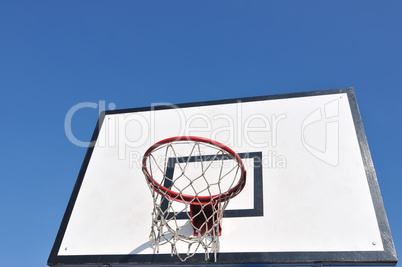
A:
[142,136,247,204]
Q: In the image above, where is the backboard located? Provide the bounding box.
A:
[48,88,397,266]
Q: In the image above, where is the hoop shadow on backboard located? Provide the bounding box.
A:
[160,152,263,220]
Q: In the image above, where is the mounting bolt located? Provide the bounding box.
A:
[372,242,376,245]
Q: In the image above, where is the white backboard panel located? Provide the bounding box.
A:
[48,88,397,266]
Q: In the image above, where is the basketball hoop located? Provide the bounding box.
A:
[142,136,246,262]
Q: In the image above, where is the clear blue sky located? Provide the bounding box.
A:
[0,1,401,266]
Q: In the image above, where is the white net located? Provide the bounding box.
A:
[142,138,246,262]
